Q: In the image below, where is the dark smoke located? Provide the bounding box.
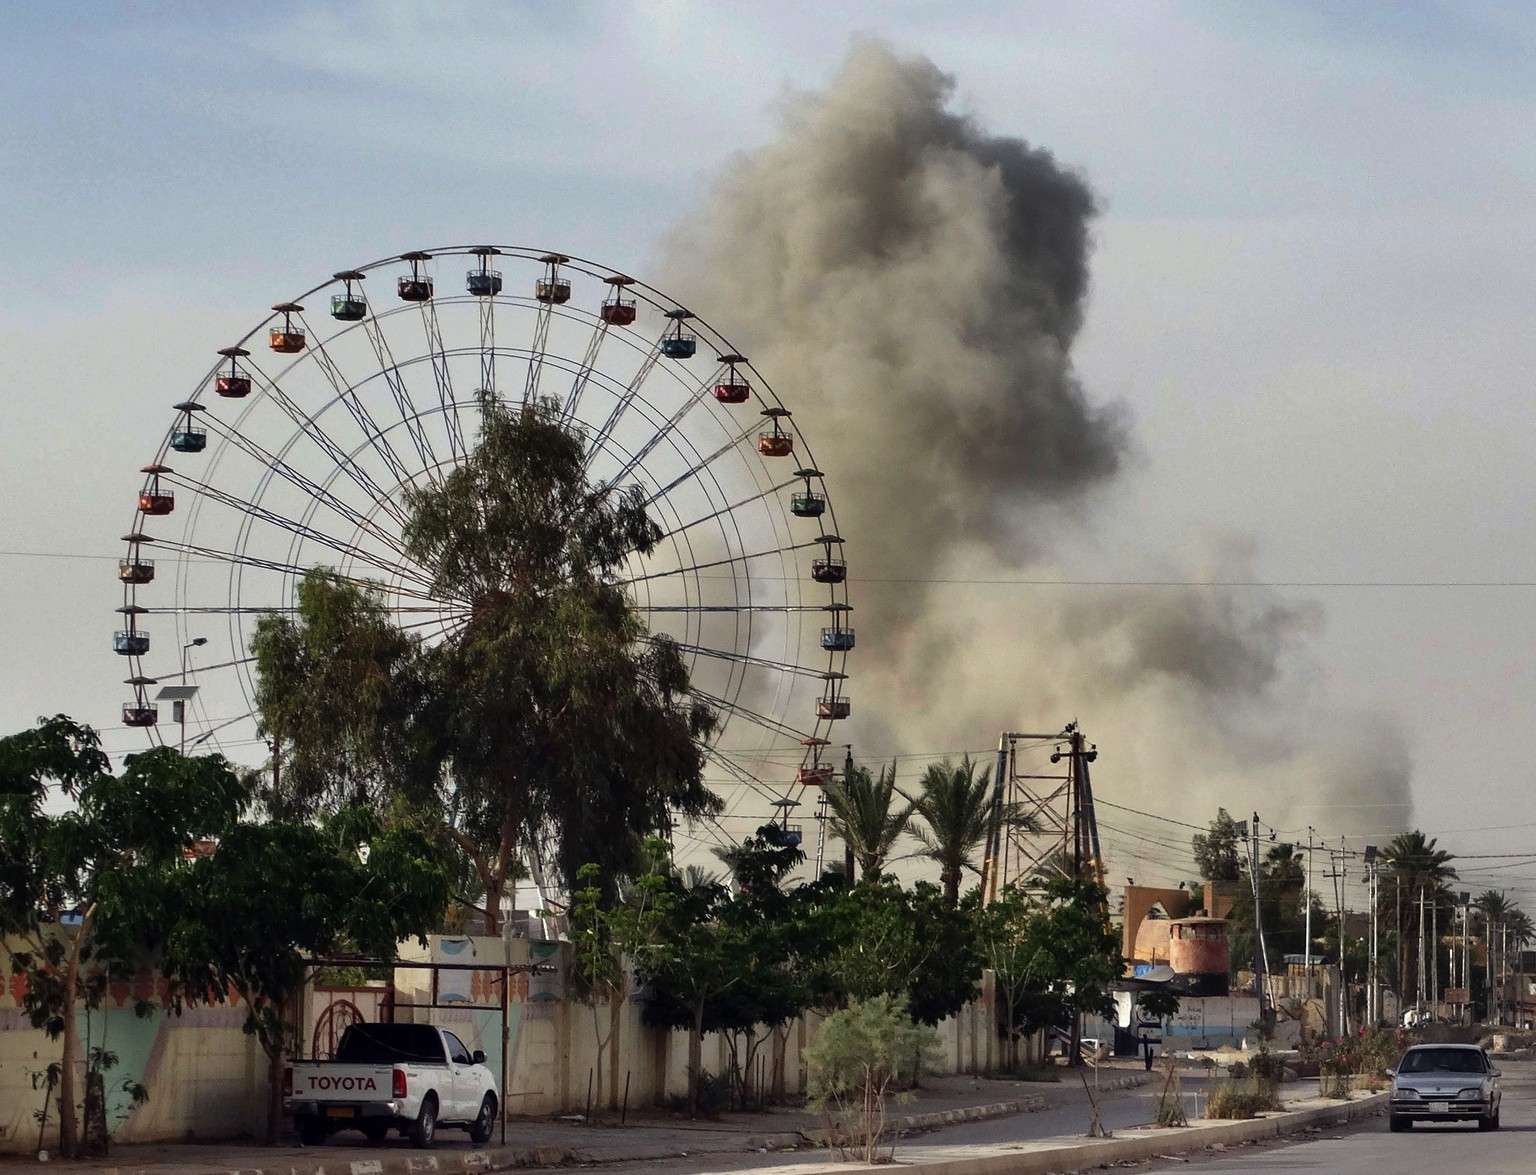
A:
[661,42,1412,845]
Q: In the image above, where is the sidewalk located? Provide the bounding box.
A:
[0,1062,1382,1173]
[1,1067,1157,1175]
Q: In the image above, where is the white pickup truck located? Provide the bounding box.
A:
[285,1023,498,1148]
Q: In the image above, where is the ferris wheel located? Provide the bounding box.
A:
[113,246,852,855]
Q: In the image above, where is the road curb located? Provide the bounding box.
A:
[895,1092,1389,1175]
[801,1072,1154,1145]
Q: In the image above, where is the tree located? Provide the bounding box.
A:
[707,824,814,1106]
[0,719,248,1157]
[1227,842,1310,978]
[1382,831,1457,1005]
[563,863,622,1113]
[161,806,451,1142]
[973,884,1043,1071]
[1191,808,1246,882]
[1136,988,1182,1023]
[907,755,1029,906]
[249,571,431,819]
[974,877,1122,1067]
[821,761,911,881]
[615,839,742,1115]
[804,877,983,1026]
[253,393,722,929]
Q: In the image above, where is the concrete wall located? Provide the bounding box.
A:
[0,944,268,1154]
[4,930,1009,1150]
[383,936,1003,1115]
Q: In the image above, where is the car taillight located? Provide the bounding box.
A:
[282,1067,293,1097]
[393,1068,408,1099]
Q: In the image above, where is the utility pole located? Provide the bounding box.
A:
[1325,847,1347,1036]
[1304,827,1314,996]
[1247,814,1270,1019]
[1418,885,1427,1017]
[1365,845,1379,1026]
[1431,896,1439,1023]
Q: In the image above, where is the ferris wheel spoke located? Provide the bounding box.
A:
[647,477,798,545]
[689,685,816,745]
[608,388,719,488]
[636,603,830,613]
[622,540,819,587]
[560,318,611,424]
[140,604,451,615]
[652,636,827,679]
[361,312,442,478]
[199,414,412,558]
[165,473,435,589]
[637,421,761,508]
[479,297,497,406]
[147,539,444,605]
[420,300,466,461]
[582,339,670,474]
[701,750,783,805]
[301,323,417,496]
[242,359,411,533]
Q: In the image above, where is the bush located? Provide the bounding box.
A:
[805,995,941,1163]
[1004,1064,1061,1083]
[666,1069,728,1118]
[1205,1079,1281,1119]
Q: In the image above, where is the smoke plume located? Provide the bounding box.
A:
[660,42,1412,858]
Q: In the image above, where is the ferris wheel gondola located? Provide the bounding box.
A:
[114,245,852,856]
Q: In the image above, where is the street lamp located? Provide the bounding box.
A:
[155,637,206,754]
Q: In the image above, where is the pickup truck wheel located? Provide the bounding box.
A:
[468,1093,497,1144]
[362,1122,390,1144]
[297,1119,329,1147]
[409,1095,437,1148]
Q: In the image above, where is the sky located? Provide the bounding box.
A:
[5,0,1536,906]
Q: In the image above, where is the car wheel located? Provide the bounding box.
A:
[1479,1107,1500,1131]
[1388,1114,1408,1133]
[468,1093,497,1144]
[409,1095,437,1149]
[362,1121,390,1144]
[297,1118,329,1147]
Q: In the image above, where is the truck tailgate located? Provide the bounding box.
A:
[289,1064,396,1101]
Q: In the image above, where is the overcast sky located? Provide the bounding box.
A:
[6,1,1536,902]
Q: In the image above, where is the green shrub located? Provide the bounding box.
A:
[1205,1078,1281,1119]
[1004,1064,1061,1083]
[805,995,941,1163]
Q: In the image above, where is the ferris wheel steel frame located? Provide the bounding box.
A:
[115,245,852,858]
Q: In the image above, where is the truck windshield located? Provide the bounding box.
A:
[335,1024,445,1064]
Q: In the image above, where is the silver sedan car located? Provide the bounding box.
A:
[1388,1043,1501,1131]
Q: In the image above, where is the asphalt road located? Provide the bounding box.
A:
[1166,1058,1536,1174]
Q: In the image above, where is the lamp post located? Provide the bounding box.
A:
[156,637,207,754]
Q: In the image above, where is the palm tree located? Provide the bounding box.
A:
[821,761,912,880]
[1381,831,1457,1008]
[907,755,1031,906]
[1476,890,1516,1023]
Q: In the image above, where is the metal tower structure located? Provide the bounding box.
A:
[980,722,1104,899]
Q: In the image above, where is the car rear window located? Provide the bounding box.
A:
[1399,1048,1486,1074]
[335,1024,445,1064]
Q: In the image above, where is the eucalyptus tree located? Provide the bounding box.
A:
[253,393,721,927]
[821,761,911,881]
